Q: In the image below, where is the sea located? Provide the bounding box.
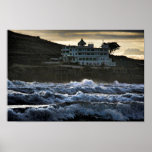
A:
[8,79,144,121]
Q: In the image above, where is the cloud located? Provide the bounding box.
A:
[12,30,144,41]
[123,48,144,55]
[50,30,144,40]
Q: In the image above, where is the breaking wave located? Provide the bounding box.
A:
[8,79,144,121]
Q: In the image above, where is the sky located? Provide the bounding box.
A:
[12,30,144,60]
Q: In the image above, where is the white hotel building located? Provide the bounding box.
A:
[61,39,116,66]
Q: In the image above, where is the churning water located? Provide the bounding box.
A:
[8,79,144,121]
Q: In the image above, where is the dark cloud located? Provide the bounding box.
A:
[92,34,144,39]
[43,30,144,34]
[13,30,144,41]
[47,30,144,40]
[123,48,144,55]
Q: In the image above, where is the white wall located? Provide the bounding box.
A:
[0,0,151,152]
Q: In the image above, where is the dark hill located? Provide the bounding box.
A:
[8,30,64,66]
[109,55,144,68]
[8,30,144,83]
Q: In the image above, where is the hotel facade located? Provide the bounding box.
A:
[61,39,116,66]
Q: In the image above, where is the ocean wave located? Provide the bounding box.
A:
[8,79,144,121]
[8,88,144,105]
[8,79,144,94]
[8,101,144,121]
